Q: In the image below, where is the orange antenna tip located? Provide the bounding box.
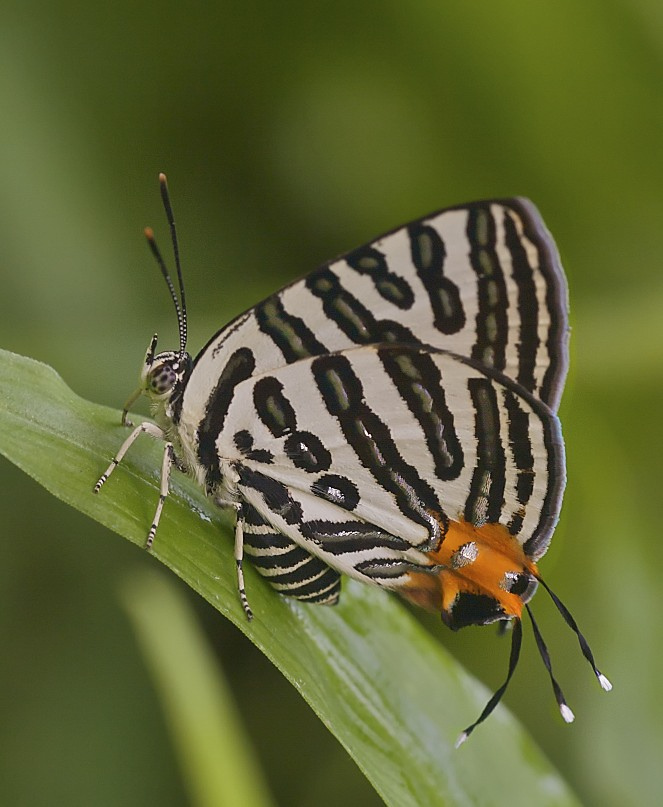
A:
[144,226,154,240]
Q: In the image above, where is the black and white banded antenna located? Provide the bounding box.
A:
[143,173,188,359]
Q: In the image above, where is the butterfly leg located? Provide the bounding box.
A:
[146,443,175,549]
[94,421,176,549]
[94,421,166,492]
[234,513,254,621]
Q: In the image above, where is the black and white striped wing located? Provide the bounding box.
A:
[176,198,568,605]
[193,198,568,415]
[186,344,564,604]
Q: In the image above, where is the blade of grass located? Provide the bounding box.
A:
[0,349,580,807]
[119,569,275,807]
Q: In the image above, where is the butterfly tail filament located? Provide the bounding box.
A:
[526,604,575,722]
[536,575,612,691]
[455,618,523,747]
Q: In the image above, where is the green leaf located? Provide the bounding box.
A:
[119,569,276,807]
[0,348,580,807]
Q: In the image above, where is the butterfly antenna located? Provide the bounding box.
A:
[536,576,612,692]
[455,618,522,748]
[158,172,187,357]
[143,226,184,353]
[526,605,575,723]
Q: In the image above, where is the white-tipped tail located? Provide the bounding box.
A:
[598,673,613,692]
[454,732,469,749]
[560,703,575,723]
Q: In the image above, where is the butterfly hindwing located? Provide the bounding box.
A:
[189,343,564,602]
[241,501,341,604]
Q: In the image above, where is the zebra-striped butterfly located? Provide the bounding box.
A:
[95,174,610,744]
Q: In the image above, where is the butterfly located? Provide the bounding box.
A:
[95,174,610,744]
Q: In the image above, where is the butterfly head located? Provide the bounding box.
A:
[140,333,192,403]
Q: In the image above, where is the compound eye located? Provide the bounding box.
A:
[149,363,177,394]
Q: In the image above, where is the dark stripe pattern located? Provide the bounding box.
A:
[255,295,326,362]
[306,268,420,346]
[238,467,303,525]
[345,245,415,309]
[523,407,564,559]
[180,197,568,609]
[312,353,446,548]
[464,377,507,527]
[233,429,274,464]
[502,389,535,536]
[197,347,256,489]
[242,504,340,604]
[253,375,332,472]
[301,519,413,555]
[378,346,464,481]
[503,209,539,396]
[467,207,508,373]
[408,222,465,334]
[253,376,297,437]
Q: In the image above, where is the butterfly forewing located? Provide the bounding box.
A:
[187,198,568,453]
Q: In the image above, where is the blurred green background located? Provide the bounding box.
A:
[1,2,661,805]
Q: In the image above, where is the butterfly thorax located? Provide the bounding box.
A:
[138,337,194,470]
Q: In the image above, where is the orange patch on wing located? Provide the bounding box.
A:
[401,518,538,618]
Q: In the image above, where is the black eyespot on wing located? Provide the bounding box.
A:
[284,431,332,472]
[442,593,506,631]
[253,376,297,438]
[234,430,254,453]
[311,474,360,510]
[505,573,531,597]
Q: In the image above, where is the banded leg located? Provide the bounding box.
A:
[234,515,254,621]
[94,421,166,491]
[146,443,175,549]
[94,420,175,549]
